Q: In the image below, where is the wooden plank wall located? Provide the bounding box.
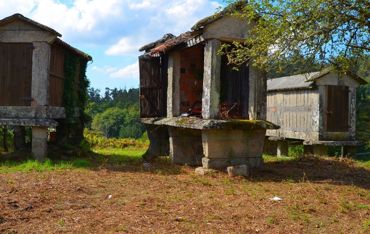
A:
[139,55,167,117]
[266,89,320,141]
[49,43,65,106]
[0,43,33,106]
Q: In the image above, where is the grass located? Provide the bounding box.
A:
[0,159,92,173]
[0,147,369,233]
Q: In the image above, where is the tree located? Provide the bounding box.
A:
[222,0,370,73]
[92,107,126,138]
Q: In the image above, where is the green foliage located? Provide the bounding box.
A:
[222,0,369,72]
[84,129,148,149]
[0,159,91,173]
[86,87,145,139]
[356,57,370,151]
[63,52,79,122]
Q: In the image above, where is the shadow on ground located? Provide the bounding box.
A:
[253,156,370,190]
[1,149,369,189]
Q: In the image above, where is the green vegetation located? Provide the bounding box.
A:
[86,87,145,139]
[0,159,91,173]
[223,0,369,73]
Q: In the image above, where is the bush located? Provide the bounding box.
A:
[84,129,148,149]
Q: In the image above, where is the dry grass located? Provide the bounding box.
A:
[0,151,369,233]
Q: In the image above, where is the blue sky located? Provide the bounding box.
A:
[0,0,225,91]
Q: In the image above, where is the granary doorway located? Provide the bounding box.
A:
[179,44,204,117]
[0,43,33,106]
[219,55,249,119]
[325,85,349,132]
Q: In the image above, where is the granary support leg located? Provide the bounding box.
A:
[168,128,203,166]
[14,126,26,151]
[276,141,288,157]
[201,129,265,170]
[312,145,328,156]
[342,146,357,157]
[32,127,48,161]
[303,145,313,156]
[142,125,170,161]
[263,138,278,156]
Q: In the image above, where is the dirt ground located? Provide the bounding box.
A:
[0,155,369,233]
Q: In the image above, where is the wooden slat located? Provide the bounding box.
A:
[326,86,349,132]
[49,43,65,106]
[139,55,167,117]
[0,43,33,106]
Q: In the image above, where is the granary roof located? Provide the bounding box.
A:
[54,39,92,61]
[191,0,247,31]
[0,13,62,37]
[0,13,92,61]
[150,31,201,54]
[267,68,368,92]
[139,33,175,52]
[267,72,319,91]
[141,1,248,56]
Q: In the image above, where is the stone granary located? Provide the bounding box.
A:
[0,14,92,160]
[138,6,277,171]
[264,69,367,156]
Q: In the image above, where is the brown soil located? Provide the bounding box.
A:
[0,156,369,233]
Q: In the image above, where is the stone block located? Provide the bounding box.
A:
[32,127,48,161]
[201,128,265,169]
[169,127,203,166]
[227,164,249,177]
[143,125,170,161]
[195,167,216,176]
[202,157,263,169]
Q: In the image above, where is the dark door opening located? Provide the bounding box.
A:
[179,44,204,117]
[220,55,249,119]
[326,85,349,132]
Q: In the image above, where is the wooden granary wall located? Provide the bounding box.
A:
[265,70,367,156]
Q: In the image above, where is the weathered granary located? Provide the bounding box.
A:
[0,14,92,160]
[139,5,277,171]
[265,69,367,156]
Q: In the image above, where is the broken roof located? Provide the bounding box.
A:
[139,33,175,52]
[149,31,200,55]
[0,13,61,36]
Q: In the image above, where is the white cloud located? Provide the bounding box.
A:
[110,62,139,79]
[0,0,124,39]
[94,62,139,80]
[105,37,142,56]
[128,0,157,10]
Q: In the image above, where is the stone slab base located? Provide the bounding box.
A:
[202,157,262,169]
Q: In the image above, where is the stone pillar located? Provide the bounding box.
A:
[32,127,48,161]
[263,139,278,155]
[202,39,221,119]
[31,42,51,106]
[13,126,26,151]
[167,51,181,117]
[202,129,265,169]
[348,87,357,140]
[168,128,203,166]
[277,141,289,157]
[142,125,170,161]
[248,65,267,120]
